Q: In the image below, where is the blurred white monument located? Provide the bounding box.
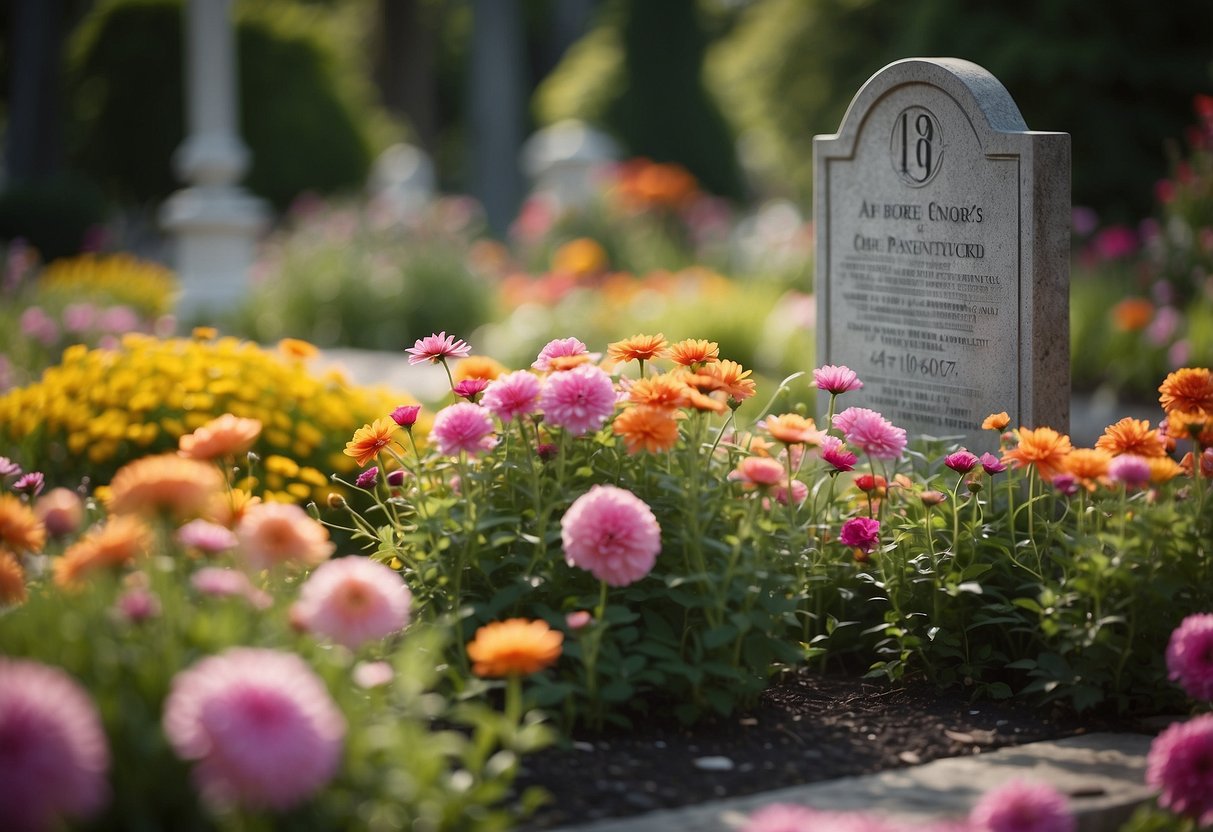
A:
[161,0,267,319]
[367,143,436,223]
[521,119,620,209]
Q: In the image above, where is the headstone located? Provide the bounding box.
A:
[814,58,1070,450]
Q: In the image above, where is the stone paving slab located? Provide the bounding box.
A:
[549,733,1155,832]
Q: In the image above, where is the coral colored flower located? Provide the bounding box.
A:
[532,337,592,372]
[812,364,863,394]
[668,338,719,367]
[0,551,26,605]
[839,517,880,553]
[608,333,669,365]
[162,648,346,810]
[481,370,543,422]
[467,618,564,677]
[982,412,1011,431]
[430,402,497,456]
[344,417,401,467]
[0,494,46,554]
[453,355,507,382]
[854,474,886,494]
[628,373,691,410]
[730,456,786,488]
[0,658,111,831]
[1063,448,1112,485]
[970,779,1075,832]
[293,557,411,650]
[613,405,682,454]
[1111,296,1154,332]
[547,353,595,371]
[1095,417,1166,457]
[453,378,490,400]
[821,436,858,472]
[34,488,84,538]
[1145,715,1213,826]
[562,485,661,587]
[405,331,471,365]
[390,404,421,427]
[1001,427,1073,481]
[236,502,334,571]
[834,408,906,460]
[980,452,1007,475]
[107,454,225,520]
[540,364,617,436]
[53,515,153,588]
[13,472,44,497]
[278,338,319,360]
[179,413,262,460]
[703,359,757,403]
[1107,454,1151,489]
[1160,368,1213,414]
[177,519,239,554]
[355,467,379,489]
[945,449,980,474]
[1166,613,1213,701]
[191,567,271,609]
[763,413,825,446]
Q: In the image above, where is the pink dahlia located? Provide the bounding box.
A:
[1146,714,1213,825]
[832,406,880,436]
[539,364,617,436]
[561,485,661,587]
[1166,613,1213,701]
[405,331,471,365]
[821,436,858,472]
[0,658,110,832]
[532,337,594,372]
[812,364,864,395]
[1107,454,1151,489]
[293,556,411,650]
[834,408,907,461]
[839,517,881,553]
[162,647,346,811]
[945,450,980,474]
[430,402,497,456]
[970,779,1074,832]
[729,456,786,488]
[481,370,544,422]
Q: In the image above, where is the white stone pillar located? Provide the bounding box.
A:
[161,0,267,319]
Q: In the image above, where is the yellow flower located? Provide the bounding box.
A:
[454,356,507,382]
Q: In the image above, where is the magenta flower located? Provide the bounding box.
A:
[1107,454,1150,490]
[532,337,594,371]
[1166,613,1213,701]
[1051,474,1079,497]
[405,331,471,365]
[980,452,1007,475]
[390,404,421,427]
[834,408,907,461]
[191,567,272,609]
[812,364,864,395]
[162,648,347,811]
[539,364,617,436]
[1146,715,1213,825]
[355,467,379,489]
[561,485,661,587]
[945,450,979,474]
[387,469,406,487]
[481,370,544,422]
[0,658,111,831]
[13,472,44,497]
[970,779,1074,832]
[293,556,411,650]
[839,517,880,553]
[177,519,239,555]
[430,402,497,456]
[0,456,20,479]
[729,456,786,488]
[821,436,858,472]
[453,378,490,401]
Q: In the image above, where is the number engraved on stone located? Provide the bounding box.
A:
[891,107,942,187]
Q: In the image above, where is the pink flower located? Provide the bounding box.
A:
[980,453,1007,475]
[742,803,820,832]
[353,661,394,689]
[191,567,272,609]
[1107,455,1150,489]
[532,337,594,372]
[481,370,543,422]
[834,408,907,461]
[13,472,44,496]
[1146,714,1213,825]
[390,405,421,427]
[355,467,379,489]
[236,502,335,571]
[116,587,161,622]
[0,456,20,478]
[839,517,880,553]
[945,450,979,474]
[729,456,786,488]
[813,364,864,394]
[162,648,346,810]
[970,779,1073,832]
[772,479,809,506]
[565,610,593,630]
[1051,474,1079,497]
[387,469,406,487]
[405,331,471,365]
[293,557,411,650]
[177,519,239,554]
[453,378,490,400]
[561,485,661,587]
[539,364,617,436]
[430,402,497,456]
[0,658,111,832]
[1166,614,1213,701]
[821,436,858,472]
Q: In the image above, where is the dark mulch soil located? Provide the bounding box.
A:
[515,671,1132,830]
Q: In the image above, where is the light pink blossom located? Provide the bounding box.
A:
[561,485,661,587]
[481,370,543,422]
[969,779,1074,832]
[236,502,335,571]
[177,519,238,554]
[430,402,497,456]
[191,567,272,609]
[293,557,411,650]
[352,661,394,689]
[772,479,809,506]
[834,408,907,460]
[729,456,786,488]
[405,331,471,365]
[1146,714,1213,826]
[539,364,617,436]
[1166,613,1213,701]
[812,364,864,394]
[532,337,594,371]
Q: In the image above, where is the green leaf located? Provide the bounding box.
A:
[702,624,739,650]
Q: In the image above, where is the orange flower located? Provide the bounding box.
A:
[1063,448,1112,485]
[551,238,608,278]
[207,488,262,528]
[685,389,728,414]
[608,333,669,366]
[1166,409,1213,446]
[1147,455,1184,484]
[53,515,153,588]
[762,413,825,446]
[1159,368,1213,414]
[0,550,26,605]
[344,417,401,467]
[724,431,776,457]
[628,373,690,410]
[192,326,218,340]
[179,413,262,460]
[667,339,719,368]
[1001,427,1073,480]
[236,501,335,571]
[613,405,682,454]
[1111,297,1154,332]
[982,412,1010,431]
[454,355,507,382]
[1094,417,1166,458]
[278,338,319,360]
[466,618,563,677]
[0,494,47,554]
[108,454,225,519]
[547,354,594,372]
[703,360,756,403]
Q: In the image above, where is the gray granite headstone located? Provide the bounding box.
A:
[814,58,1070,450]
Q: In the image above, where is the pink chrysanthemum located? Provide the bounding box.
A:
[293,556,411,650]
[191,567,272,609]
[430,402,497,456]
[729,456,786,488]
[834,407,907,461]
[969,779,1074,832]
[162,648,347,811]
[1146,714,1213,825]
[177,519,238,554]
[532,337,594,372]
[236,502,335,571]
[1107,454,1151,489]
[945,450,979,474]
[539,364,617,436]
[813,364,864,395]
[1166,613,1213,701]
[839,517,881,553]
[0,658,110,832]
[821,436,858,472]
[481,370,544,422]
[405,331,471,365]
[561,485,661,587]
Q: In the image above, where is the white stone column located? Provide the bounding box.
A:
[161,0,267,319]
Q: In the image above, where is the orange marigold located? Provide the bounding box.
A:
[668,339,720,368]
[1166,408,1213,447]
[1095,417,1167,458]
[278,338,319,360]
[53,515,153,588]
[703,360,757,403]
[628,373,690,410]
[1001,427,1073,480]
[454,355,508,382]
[1159,368,1213,414]
[0,550,26,605]
[344,417,401,467]
[982,412,1011,431]
[179,413,262,460]
[108,454,225,519]
[1147,455,1184,484]
[613,405,682,454]
[1063,447,1112,484]
[1111,297,1154,332]
[0,494,47,554]
[762,413,825,446]
[608,333,669,365]
[467,618,564,677]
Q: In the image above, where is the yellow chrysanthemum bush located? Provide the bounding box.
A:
[0,331,410,504]
[36,252,177,318]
